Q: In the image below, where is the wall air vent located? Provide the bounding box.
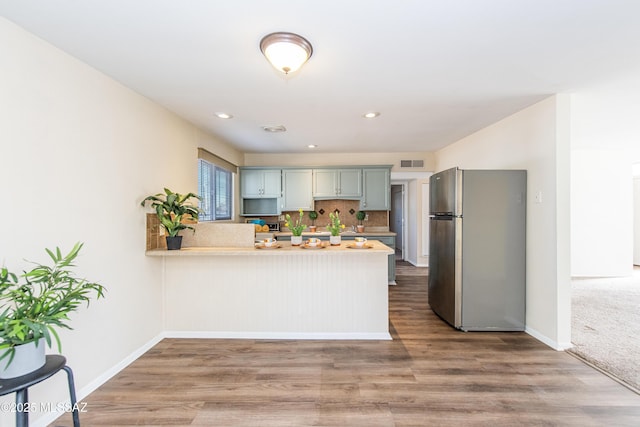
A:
[400,160,424,168]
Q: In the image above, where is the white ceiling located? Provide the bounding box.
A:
[2,0,640,154]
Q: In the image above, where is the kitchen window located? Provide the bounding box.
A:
[197,148,237,221]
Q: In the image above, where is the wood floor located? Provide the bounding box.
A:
[52,262,640,426]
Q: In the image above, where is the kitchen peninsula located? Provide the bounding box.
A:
[146,223,393,340]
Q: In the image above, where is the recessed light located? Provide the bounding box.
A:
[215,112,233,119]
[363,112,380,119]
[308,144,317,149]
[262,125,287,133]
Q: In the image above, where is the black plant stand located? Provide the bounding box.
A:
[0,355,79,427]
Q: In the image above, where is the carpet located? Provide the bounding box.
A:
[569,270,640,392]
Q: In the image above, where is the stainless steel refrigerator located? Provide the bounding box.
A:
[428,167,526,331]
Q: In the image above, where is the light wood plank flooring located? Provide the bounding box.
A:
[52,262,640,426]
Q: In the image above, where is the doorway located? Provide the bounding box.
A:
[390,184,405,260]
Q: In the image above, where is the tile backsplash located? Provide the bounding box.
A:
[281,199,388,230]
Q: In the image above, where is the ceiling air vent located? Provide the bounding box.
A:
[400,160,424,168]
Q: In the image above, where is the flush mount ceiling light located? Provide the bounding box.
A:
[215,112,233,119]
[260,32,313,74]
[307,144,318,149]
[262,125,287,133]
[363,112,380,119]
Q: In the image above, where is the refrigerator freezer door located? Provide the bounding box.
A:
[429,167,461,215]
[428,216,461,327]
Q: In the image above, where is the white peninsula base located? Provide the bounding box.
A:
[147,240,393,340]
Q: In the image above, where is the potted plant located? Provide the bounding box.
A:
[0,242,105,378]
[308,210,318,233]
[356,210,366,233]
[327,211,345,245]
[140,188,201,250]
[285,209,306,246]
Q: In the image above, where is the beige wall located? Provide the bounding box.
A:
[244,151,435,172]
[435,95,572,350]
[0,17,241,425]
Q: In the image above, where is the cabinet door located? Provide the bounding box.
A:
[240,169,264,197]
[313,169,338,197]
[283,169,313,210]
[241,169,281,197]
[337,169,362,197]
[377,236,396,283]
[262,169,282,197]
[361,168,390,210]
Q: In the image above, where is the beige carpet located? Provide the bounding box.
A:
[569,268,640,392]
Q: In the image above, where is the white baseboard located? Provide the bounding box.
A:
[525,326,572,351]
[164,331,392,340]
[402,259,428,268]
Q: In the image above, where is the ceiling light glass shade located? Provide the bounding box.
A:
[262,125,287,133]
[260,32,313,74]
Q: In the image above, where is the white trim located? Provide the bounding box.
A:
[390,181,408,260]
[525,326,572,351]
[405,259,429,268]
[164,331,393,341]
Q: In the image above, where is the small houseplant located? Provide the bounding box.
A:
[356,210,366,233]
[0,242,105,378]
[285,209,306,246]
[141,188,201,250]
[327,211,345,245]
[308,210,318,233]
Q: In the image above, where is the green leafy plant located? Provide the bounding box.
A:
[356,210,366,225]
[0,243,106,367]
[140,188,202,237]
[285,209,306,236]
[308,210,318,225]
[327,211,345,236]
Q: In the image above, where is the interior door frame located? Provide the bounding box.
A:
[390,181,409,261]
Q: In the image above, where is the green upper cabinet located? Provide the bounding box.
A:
[282,169,313,210]
[313,168,362,198]
[240,168,282,198]
[361,167,391,210]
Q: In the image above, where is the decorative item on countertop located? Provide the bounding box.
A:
[356,210,366,233]
[327,211,345,245]
[308,210,318,233]
[140,188,202,250]
[285,209,306,246]
[0,243,106,378]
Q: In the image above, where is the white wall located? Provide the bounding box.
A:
[570,70,640,276]
[0,18,241,425]
[435,95,572,350]
[571,150,634,276]
[635,168,640,266]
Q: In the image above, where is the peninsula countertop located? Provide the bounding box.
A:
[275,231,396,238]
[146,239,394,256]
